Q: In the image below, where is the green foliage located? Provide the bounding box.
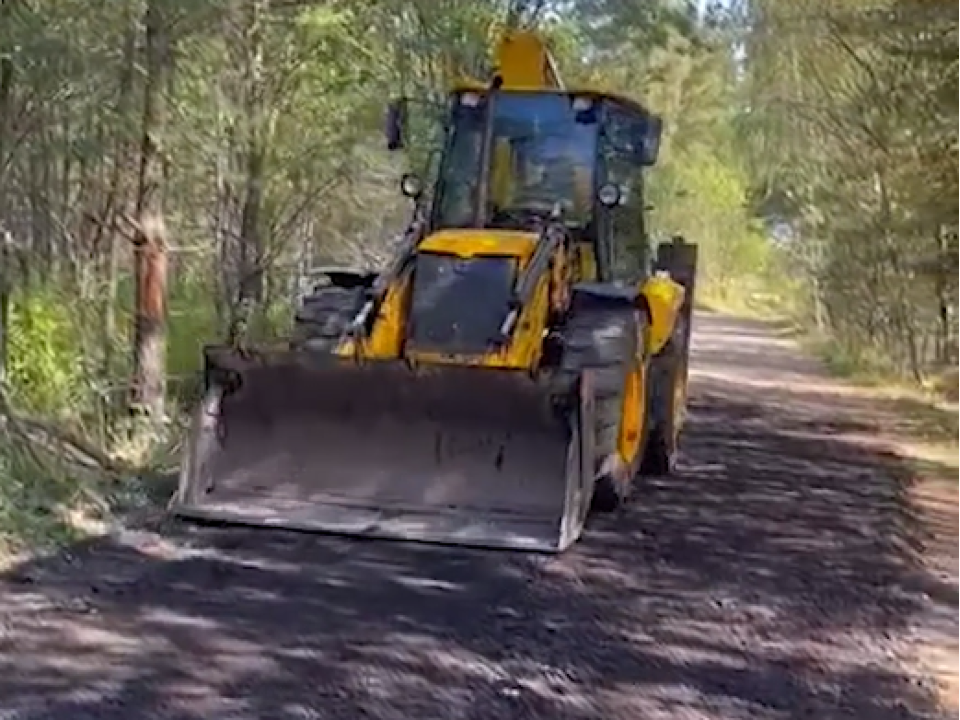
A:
[650,147,763,289]
[740,0,958,379]
[0,0,953,550]
[6,290,86,416]
[566,6,785,312]
[166,275,221,382]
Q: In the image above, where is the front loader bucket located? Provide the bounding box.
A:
[171,348,595,552]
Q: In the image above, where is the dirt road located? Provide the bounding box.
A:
[0,313,954,720]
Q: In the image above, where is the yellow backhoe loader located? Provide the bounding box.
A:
[171,30,699,552]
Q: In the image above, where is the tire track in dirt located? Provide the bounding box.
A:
[0,313,952,719]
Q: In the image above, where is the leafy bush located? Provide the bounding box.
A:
[6,289,87,417]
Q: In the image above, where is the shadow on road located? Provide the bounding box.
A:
[0,314,952,720]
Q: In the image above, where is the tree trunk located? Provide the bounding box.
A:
[130,1,170,428]
[0,232,11,385]
[103,17,139,385]
[0,47,14,383]
[237,0,267,309]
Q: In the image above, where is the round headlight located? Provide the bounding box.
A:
[400,173,423,199]
[597,183,622,208]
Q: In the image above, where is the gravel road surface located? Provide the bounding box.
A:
[0,313,953,720]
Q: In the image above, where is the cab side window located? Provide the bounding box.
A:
[601,104,650,281]
[434,102,485,229]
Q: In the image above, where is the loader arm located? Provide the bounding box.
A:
[348,214,428,339]
[497,217,568,343]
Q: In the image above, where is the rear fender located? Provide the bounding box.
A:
[326,267,410,360]
[639,274,685,356]
[312,266,378,291]
[570,282,639,312]
[569,282,647,359]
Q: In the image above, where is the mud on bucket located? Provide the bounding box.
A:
[173,350,595,552]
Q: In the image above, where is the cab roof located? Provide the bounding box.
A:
[448,80,657,120]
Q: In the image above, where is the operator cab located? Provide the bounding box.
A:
[434,90,599,232]
[386,87,663,281]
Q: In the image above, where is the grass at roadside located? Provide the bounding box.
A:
[802,334,958,475]
[0,413,177,567]
[699,289,959,463]
[694,285,800,329]
[0,438,104,563]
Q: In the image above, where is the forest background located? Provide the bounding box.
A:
[0,0,955,549]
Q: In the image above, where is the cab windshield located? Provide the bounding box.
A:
[433,92,599,231]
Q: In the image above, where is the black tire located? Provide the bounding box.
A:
[290,285,365,352]
[556,303,642,513]
[640,330,684,477]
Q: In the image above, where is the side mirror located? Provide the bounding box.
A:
[400,173,423,200]
[385,99,407,151]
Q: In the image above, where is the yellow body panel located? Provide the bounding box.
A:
[640,273,685,356]
[414,229,547,369]
[574,243,597,283]
[410,273,550,370]
[417,229,537,259]
[335,273,411,359]
[493,30,564,90]
[337,229,550,370]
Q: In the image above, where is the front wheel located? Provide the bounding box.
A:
[290,285,365,352]
[554,302,647,512]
